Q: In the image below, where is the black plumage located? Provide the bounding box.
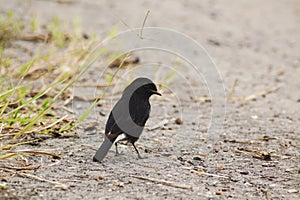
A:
[93,77,161,162]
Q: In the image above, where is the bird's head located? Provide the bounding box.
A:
[123,77,161,98]
[142,82,161,97]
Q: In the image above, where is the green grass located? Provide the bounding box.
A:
[0,11,22,44]
[0,12,101,157]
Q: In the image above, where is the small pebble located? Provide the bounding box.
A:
[239,171,249,175]
[244,182,252,187]
[175,118,183,125]
[193,156,202,161]
[144,148,151,153]
[251,115,258,119]
[99,111,106,116]
[169,155,177,160]
[288,189,298,193]
[161,152,172,157]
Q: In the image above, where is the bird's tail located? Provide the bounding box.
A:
[93,136,114,162]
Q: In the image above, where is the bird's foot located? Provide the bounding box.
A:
[115,151,124,156]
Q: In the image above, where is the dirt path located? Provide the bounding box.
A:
[1,0,299,199]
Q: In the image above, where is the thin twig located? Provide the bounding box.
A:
[73,95,101,102]
[2,149,60,159]
[24,115,69,134]
[1,168,69,190]
[262,189,270,200]
[227,79,238,100]
[139,10,150,39]
[224,139,255,144]
[235,147,276,160]
[112,14,133,31]
[0,133,18,139]
[62,106,75,114]
[191,170,230,180]
[81,144,98,151]
[231,86,280,101]
[0,165,40,171]
[19,33,50,42]
[73,84,115,88]
[147,119,169,131]
[0,140,40,151]
[243,86,280,101]
[131,175,193,191]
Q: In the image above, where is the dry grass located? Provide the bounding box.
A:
[0,12,101,165]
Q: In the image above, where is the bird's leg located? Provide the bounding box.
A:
[115,142,120,156]
[131,142,142,159]
[114,135,128,156]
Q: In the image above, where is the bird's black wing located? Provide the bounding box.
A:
[105,111,114,134]
[131,103,150,127]
[129,94,151,128]
[105,101,125,140]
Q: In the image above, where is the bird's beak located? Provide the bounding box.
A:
[151,90,161,96]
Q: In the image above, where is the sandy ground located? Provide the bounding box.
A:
[1,0,300,199]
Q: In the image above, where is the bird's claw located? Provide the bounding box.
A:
[115,151,124,156]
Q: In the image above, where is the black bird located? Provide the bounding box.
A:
[93,77,161,162]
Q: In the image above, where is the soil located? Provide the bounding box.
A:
[1,0,300,199]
